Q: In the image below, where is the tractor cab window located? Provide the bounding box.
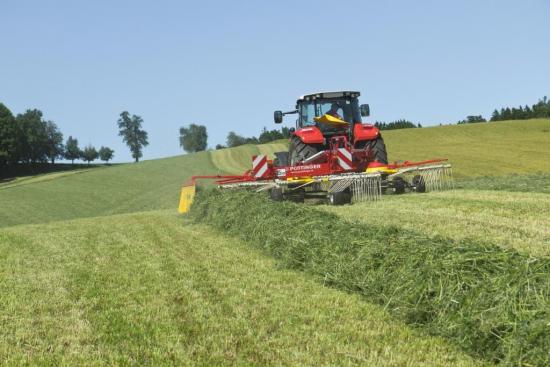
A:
[298,98,361,127]
[299,103,317,127]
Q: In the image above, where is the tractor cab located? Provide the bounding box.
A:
[275,91,370,131]
[274,91,385,165]
[295,91,368,131]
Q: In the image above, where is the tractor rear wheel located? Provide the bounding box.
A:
[289,136,322,164]
[355,136,388,164]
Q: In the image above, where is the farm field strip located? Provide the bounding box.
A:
[0,211,482,366]
[325,189,550,257]
[0,168,97,190]
[383,119,550,178]
[192,190,550,365]
[456,173,550,193]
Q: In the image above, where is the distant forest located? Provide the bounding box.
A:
[458,96,550,124]
[490,96,550,121]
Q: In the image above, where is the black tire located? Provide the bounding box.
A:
[412,175,426,193]
[287,189,305,203]
[289,136,322,165]
[269,187,284,201]
[328,190,352,205]
[392,177,406,194]
[355,136,388,164]
[273,151,289,167]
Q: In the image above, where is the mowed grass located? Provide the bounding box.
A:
[0,167,97,189]
[210,140,288,174]
[325,189,550,257]
[0,142,288,228]
[382,119,550,178]
[0,211,483,366]
[0,120,548,365]
[192,190,550,365]
[1,120,548,228]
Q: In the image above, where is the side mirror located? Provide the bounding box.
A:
[360,104,370,117]
[274,110,283,124]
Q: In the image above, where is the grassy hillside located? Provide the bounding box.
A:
[1,119,548,228]
[0,211,481,366]
[383,119,550,178]
[0,142,291,228]
[210,140,288,174]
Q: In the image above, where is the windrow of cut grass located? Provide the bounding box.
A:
[191,190,550,366]
[0,210,482,366]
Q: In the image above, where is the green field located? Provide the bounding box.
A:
[1,119,549,365]
[383,119,550,178]
[0,212,481,366]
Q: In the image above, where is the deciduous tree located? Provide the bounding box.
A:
[179,124,208,153]
[81,145,98,165]
[64,136,81,164]
[117,111,149,162]
[0,103,17,166]
[98,146,114,164]
[15,109,48,163]
[45,121,64,164]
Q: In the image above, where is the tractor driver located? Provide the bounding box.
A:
[326,102,343,119]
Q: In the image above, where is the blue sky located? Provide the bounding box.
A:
[1,0,549,162]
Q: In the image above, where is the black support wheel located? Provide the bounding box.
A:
[269,187,284,201]
[412,175,426,193]
[355,135,388,164]
[289,136,322,165]
[392,177,406,194]
[328,190,352,205]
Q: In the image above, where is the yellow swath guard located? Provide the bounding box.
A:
[178,185,196,214]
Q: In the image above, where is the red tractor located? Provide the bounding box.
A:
[177,90,452,213]
[273,91,388,166]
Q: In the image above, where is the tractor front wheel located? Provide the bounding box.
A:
[289,136,322,165]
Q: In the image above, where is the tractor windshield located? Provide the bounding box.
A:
[298,98,361,127]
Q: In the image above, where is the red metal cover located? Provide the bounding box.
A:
[293,126,324,144]
[353,123,379,143]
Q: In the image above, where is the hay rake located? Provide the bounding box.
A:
[178,134,453,212]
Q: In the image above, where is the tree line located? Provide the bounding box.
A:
[1,102,151,177]
[0,102,115,172]
[456,96,550,124]
[374,119,422,130]
[179,125,291,153]
[490,96,550,121]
